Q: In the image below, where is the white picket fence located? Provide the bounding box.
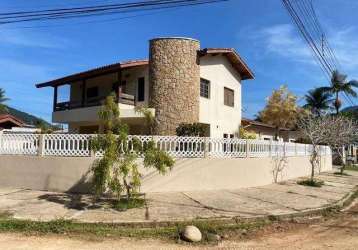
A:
[0,133,331,158]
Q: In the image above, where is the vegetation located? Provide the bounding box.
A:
[0,215,271,243]
[303,88,332,116]
[176,123,208,137]
[135,106,155,134]
[318,70,358,114]
[258,85,301,140]
[239,127,257,139]
[345,165,358,172]
[298,114,357,176]
[90,94,174,205]
[297,179,324,187]
[0,88,9,113]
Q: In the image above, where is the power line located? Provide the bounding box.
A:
[0,0,228,25]
[282,0,356,106]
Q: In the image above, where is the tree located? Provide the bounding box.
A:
[303,88,332,116]
[319,115,358,174]
[135,106,155,135]
[258,85,299,140]
[0,88,9,113]
[318,70,358,114]
[297,115,331,182]
[90,94,174,204]
[239,127,257,139]
[298,114,358,178]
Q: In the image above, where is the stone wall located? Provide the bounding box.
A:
[149,37,200,135]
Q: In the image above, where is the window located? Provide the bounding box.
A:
[200,78,210,98]
[137,77,145,102]
[224,87,234,107]
[86,87,98,99]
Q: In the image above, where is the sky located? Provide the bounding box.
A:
[0,0,358,122]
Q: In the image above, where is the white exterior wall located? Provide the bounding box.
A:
[54,55,244,137]
[199,55,242,138]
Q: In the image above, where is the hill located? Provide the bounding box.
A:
[342,106,358,113]
[2,106,52,127]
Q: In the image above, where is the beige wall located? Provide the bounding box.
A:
[0,155,332,193]
[199,55,242,138]
[69,66,149,105]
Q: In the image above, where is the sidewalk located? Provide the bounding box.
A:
[0,171,357,223]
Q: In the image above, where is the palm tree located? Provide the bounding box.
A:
[303,88,332,116]
[318,70,358,114]
[0,88,9,113]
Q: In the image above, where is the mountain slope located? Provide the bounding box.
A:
[2,106,51,127]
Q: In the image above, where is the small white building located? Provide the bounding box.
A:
[36,37,254,137]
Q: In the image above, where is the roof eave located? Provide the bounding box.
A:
[36,60,149,88]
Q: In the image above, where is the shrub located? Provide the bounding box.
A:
[297,179,324,187]
[176,123,208,137]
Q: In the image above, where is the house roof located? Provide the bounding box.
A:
[241,118,291,131]
[0,114,24,127]
[36,60,149,88]
[199,48,254,80]
[36,47,254,88]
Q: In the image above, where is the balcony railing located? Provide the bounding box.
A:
[55,93,135,111]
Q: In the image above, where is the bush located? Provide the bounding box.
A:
[176,123,208,137]
[297,179,324,187]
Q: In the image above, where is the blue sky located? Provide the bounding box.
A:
[0,0,357,122]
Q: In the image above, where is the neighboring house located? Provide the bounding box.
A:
[241,118,298,142]
[36,37,254,137]
[0,114,24,130]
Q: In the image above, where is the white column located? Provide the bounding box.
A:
[38,134,45,157]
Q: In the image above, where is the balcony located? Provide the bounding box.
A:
[52,93,154,124]
[54,93,135,112]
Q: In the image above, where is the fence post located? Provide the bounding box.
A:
[283,142,286,157]
[246,139,250,158]
[204,137,209,158]
[38,134,45,157]
[269,139,272,157]
[0,130,3,155]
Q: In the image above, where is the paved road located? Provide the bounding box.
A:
[0,171,357,223]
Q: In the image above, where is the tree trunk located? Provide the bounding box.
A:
[275,127,280,141]
[123,178,131,202]
[310,147,318,181]
[335,92,339,115]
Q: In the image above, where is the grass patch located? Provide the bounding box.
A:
[112,197,145,211]
[333,172,351,176]
[297,179,324,188]
[0,216,271,243]
[345,166,358,172]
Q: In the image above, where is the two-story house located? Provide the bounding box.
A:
[36,37,254,137]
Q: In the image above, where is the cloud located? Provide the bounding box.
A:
[250,24,313,64]
[0,28,70,49]
[0,58,51,81]
[330,27,358,73]
[251,23,358,76]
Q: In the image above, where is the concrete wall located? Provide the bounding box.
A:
[199,55,242,138]
[0,154,332,194]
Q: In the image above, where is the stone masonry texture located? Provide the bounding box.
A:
[149,37,200,135]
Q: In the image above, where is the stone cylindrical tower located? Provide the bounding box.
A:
[149,37,200,135]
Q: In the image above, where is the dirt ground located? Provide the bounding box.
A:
[0,198,357,250]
